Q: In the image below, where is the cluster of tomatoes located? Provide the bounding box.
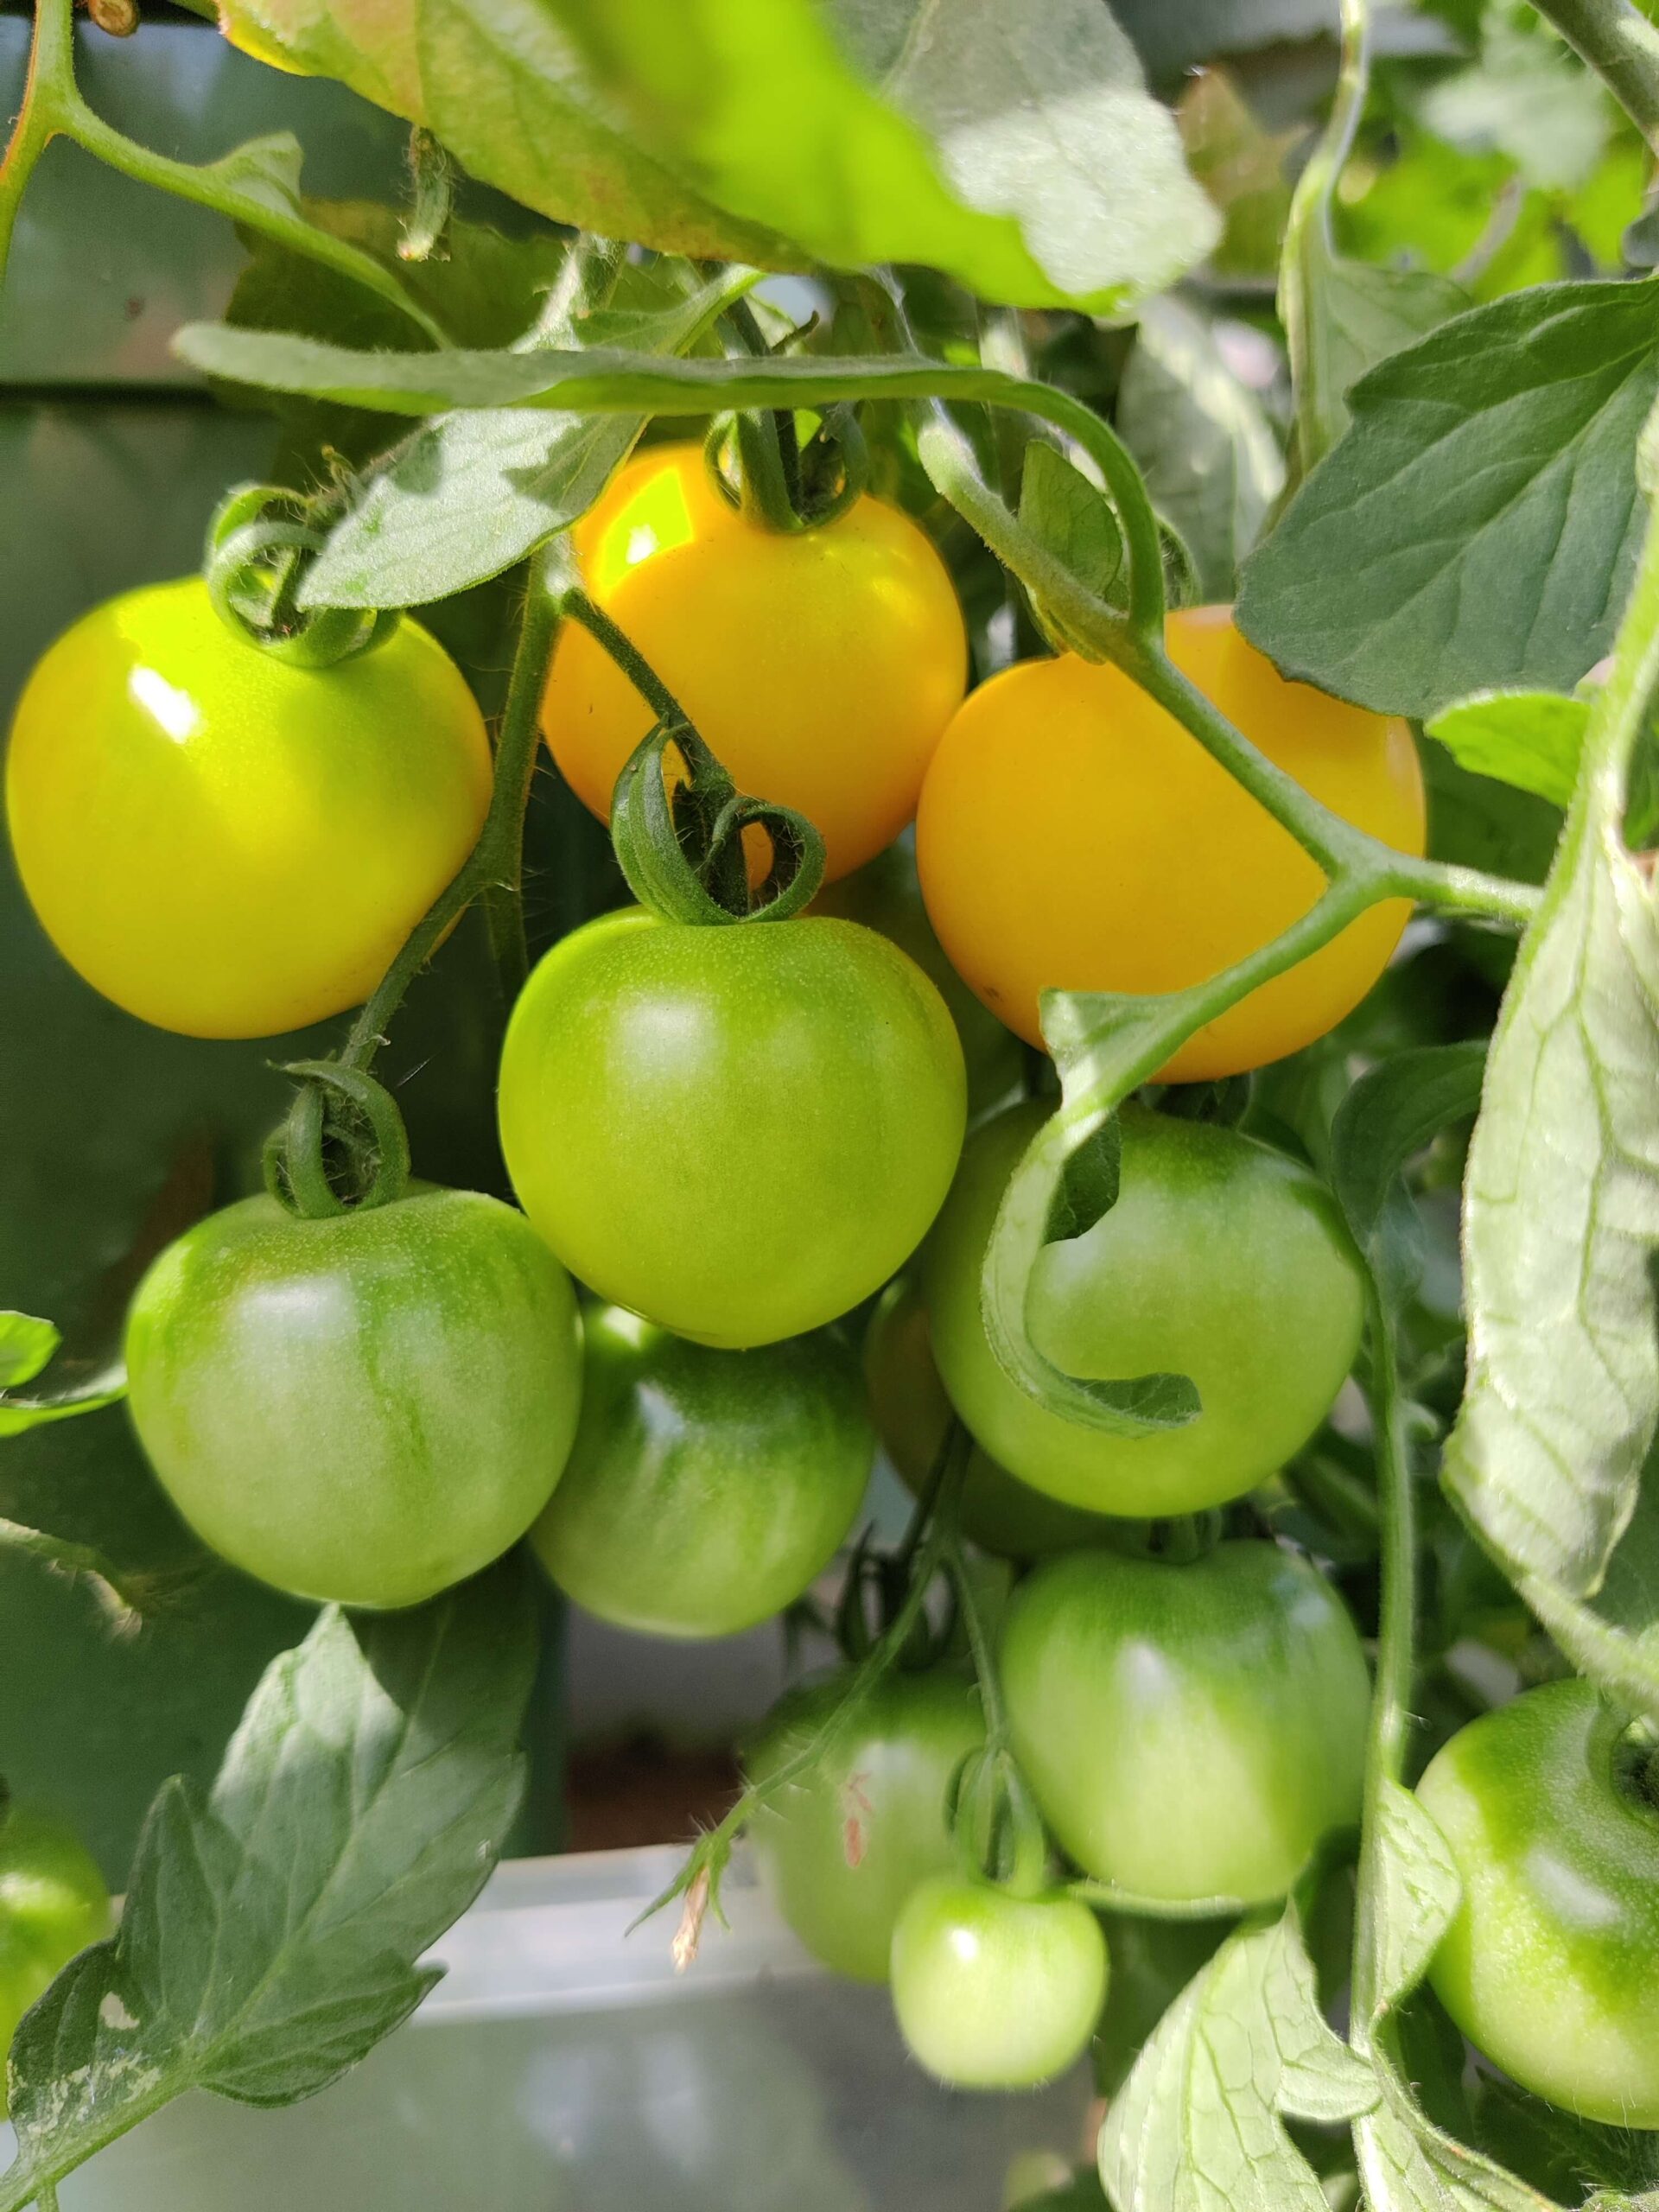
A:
[8,437,1656,2121]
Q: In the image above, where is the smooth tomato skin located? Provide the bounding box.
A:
[915,608,1427,1080]
[1001,1542,1370,1904]
[531,1304,872,1638]
[0,1810,110,2108]
[889,1875,1108,2089]
[125,1186,582,1610]
[863,1277,1114,1560]
[498,910,967,1350]
[746,1671,985,1983]
[5,579,491,1039]
[1418,1680,1659,2128]
[921,1102,1365,1517]
[542,444,968,882]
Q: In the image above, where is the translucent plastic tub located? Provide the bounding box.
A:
[28,1845,1094,2210]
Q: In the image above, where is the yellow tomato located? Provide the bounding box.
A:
[542,443,968,881]
[6,578,492,1039]
[914,607,1426,1082]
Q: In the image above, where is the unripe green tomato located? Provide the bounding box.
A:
[1001,1542,1370,1904]
[498,909,967,1349]
[746,1671,985,1983]
[889,1874,1108,2089]
[863,1278,1115,1560]
[531,1305,873,1638]
[1418,1679,1659,2128]
[922,1101,1365,1516]
[125,1186,582,1610]
[0,1809,110,2110]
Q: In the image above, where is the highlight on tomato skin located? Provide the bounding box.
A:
[913,604,1427,1081]
[540,441,969,883]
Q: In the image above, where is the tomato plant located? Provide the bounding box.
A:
[0,1809,108,2107]
[498,908,967,1348]
[531,1303,872,1637]
[125,1185,583,1610]
[922,1102,1365,1516]
[1001,1543,1371,1904]
[888,1873,1108,2089]
[541,442,968,883]
[5,580,491,1040]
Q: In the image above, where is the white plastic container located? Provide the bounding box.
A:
[39,1845,1094,2210]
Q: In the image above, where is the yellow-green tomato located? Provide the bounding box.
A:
[498,909,967,1349]
[125,1185,582,1610]
[1001,1543,1370,1904]
[746,1671,985,1982]
[863,1278,1115,1560]
[5,579,491,1038]
[889,1875,1108,2089]
[922,1101,1365,1516]
[0,1809,109,2109]
[531,1305,872,1638]
[1418,1680,1659,2128]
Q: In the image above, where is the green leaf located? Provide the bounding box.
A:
[1364,1782,1462,2028]
[1116,293,1285,602]
[1042,1116,1121,1245]
[1097,1908,1378,2212]
[0,1370,127,1440]
[0,1560,534,2208]
[1357,2070,1573,2212]
[1427,691,1591,811]
[1331,1043,1488,1258]
[1237,282,1659,721]
[0,1313,60,1391]
[1017,442,1123,604]
[1297,253,1470,465]
[1421,2,1611,197]
[301,264,756,610]
[205,130,307,220]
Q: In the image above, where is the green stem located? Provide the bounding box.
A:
[561,591,692,731]
[1350,1287,1416,2052]
[0,0,73,291]
[1533,0,1659,156]
[944,1536,1007,1748]
[1279,0,1371,474]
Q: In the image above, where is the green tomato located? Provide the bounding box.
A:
[1418,1679,1659,2128]
[498,909,967,1349]
[531,1305,873,1638]
[1001,1542,1370,1904]
[746,1670,985,1982]
[889,1874,1108,2089]
[0,1808,110,2109]
[863,1278,1115,1560]
[125,1186,582,1611]
[810,840,1022,1117]
[922,1101,1365,1516]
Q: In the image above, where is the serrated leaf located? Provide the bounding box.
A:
[1365,1782,1462,2025]
[1098,1909,1377,2212]
[1117,293,1285,601]
[0,1314,60,1392]
[1331,1044,1488,1258]
[1427,692,1591,811]
[1237,282,1659,721]
[0,1562,534,2209]
[1018,442,1124,602]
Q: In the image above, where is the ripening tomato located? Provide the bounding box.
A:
[746,1670,986,1983]
[497,909,966,1349]
[0,1808,109,2110]
[915,607,1427,1080]
[921,1102,1365,1518]
[1418,1680,1659,2128]
[531,1304,872,1637]
[541,444,968,880]
[889,1875,1108,2089]
[1001,1542,1370,1904]
[125,1185,582,1609]
[5,579,491,1039]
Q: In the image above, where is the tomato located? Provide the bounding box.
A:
[0,1808,109,2108]
[1417,1679,1659,2127]
[498,909,966,1350]
[915,607,1427,1080]
[5,578,491,1039]
[531,1304,872,1637]
[921,1101,1364,1517]
[746,1670,985,1982]
[124,1185,582,1611]
[541,443,968,881]
[1001,1542,1370,1904]
[863,1278,1114,1559]
[889,1874,1108,2089]
[810,842,1022,1117]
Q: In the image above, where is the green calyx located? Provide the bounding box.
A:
[263,1061,413,1221]
[206,483,402,670]
[703,403,870,534]
[950,1745,1052,1901]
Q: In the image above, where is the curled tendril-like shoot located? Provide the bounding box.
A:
[263,1061,412,1221]
[206,485,401,669]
